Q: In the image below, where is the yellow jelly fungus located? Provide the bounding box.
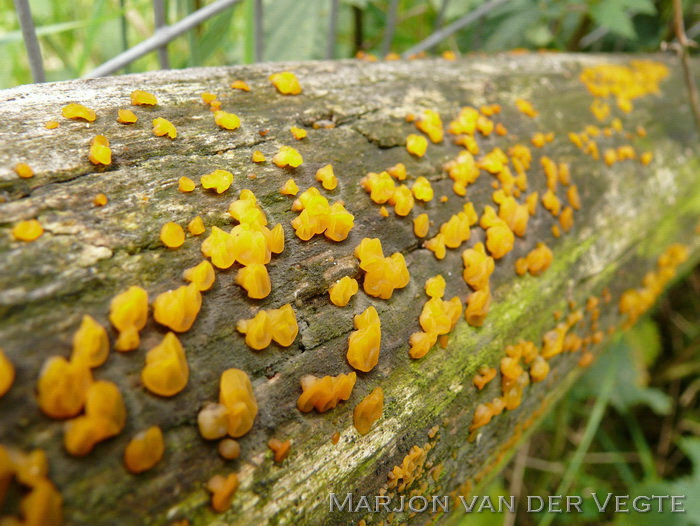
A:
[347,306,382,372]
[268,438,291,463]
[14,163,33,179]
[124,426,164,474]
[476,114,494,136]
[316,164,338,190]
[353,387,384,435]
[201,92,217,104]
[425,275,446,299]
[214,111,241,131]
[465,288,491,327]
[117,109,138,124]
[71,315,109,369]
[160,221,185,248]
[235,263,271,299]
[269,71,302,95]
[12,220,44,242]
[45,120,60,129]
[407,331,437,359]
[178,176,195,193]
[153,283,202,333]
[184,217,204,238]
[0,348,15,398]
[131,90,157,106]
[412,176,434,202]
[201,169,234,194]
[406,134,428,157]
[183,260,215,292]
[219,368,258,437]
[198,403,230,440]
[387,162,407,181]
[498,196,529,237]
[525,242,553,276]
[109,285,149,352]
[273,145,303,168]
[37,356,92,419]
[93,193,108,207]
[62,103,96,122]
[89,135,111,166]
[485,223,514,260]
[379,206,389,218]
[207,473,239,513]
[297,372,357,413]
[424,233,446,260]
[462,242,494,290]
[495,122,508,136]
[290,126,307,140]
[354,239,410,299]
[236,311,272,350]
[152,117,177,139]
[551,224,561,238]
[515,98,538,118]
[210,100,222,111]
[231,80,251,91]
[388,185,414,216]
[280,178,299,196]
[218,438,240,459]
[567,185,581,210]
[439,212,472,248]
[541,189,561,216]
[201,226,236,269]
[267,304,298,347]
[559,206,574,232]
[640,152,653,166]
[413,213,430,238]
[329,276,359,307]
[141,332,189,397]
[252,150,266,163]
[415,110,444,143]
[473,366,497,390]
[361,171,395,204]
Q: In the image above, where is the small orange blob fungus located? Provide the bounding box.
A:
[297,372,357,413]
[152,117,177,139]
[201,92,217,104]
[14,163,33,179]
[465,289,491,327]
[567,185,581,210]
[387,162,407,181]
[45,120,60,129]
[131,90,157,106]
[178,176,195,193]
[109,286,149,351]
[290,126,307,140]
[273,145,303,168]
[214,111,241,131]
[198,403,230,440]
[12,219,44,242]
[183,260,215,291]
[160,222,185,248]
[329,276,359,307]
[361,170,395,204]
[354,238,409,299]
[413,213,430,238]
[280,178,299,196]
[252,150,265,163]
[640,151,653,166]
[268,438,291,463]
[316,164,338,190]
[201,226,236,269]
[406,134,428,157]
[462,242,494,290]
[236,311,271,350]
[473,366,497,390]
[201,169,234,194]
[93,193,108,207]
[235,263,271,299]
[269,71,302,95]
[331,432,340,444]
[141,332,189,397]
[231,80,250,91]
[347,306,382,372]
[424,233,446,260]
[187,216,205,236]
[415,109,444,143]
[485,223,515,260]
[71,315,109,369]
[388,184,414,216]
[515,98,538,118]
[62,103,96,122]
[425,275,446,299]
[38,356,92,419]
[412,176,434,202]
[559,206,574,233]
[89,135,112,166]
[208,473,239,513]
[153,284,202,333]
[469,404,493,432]
[353,387,384,435]
[219,368,258,437]
[379,206,389,217]
[117,109,138,124]
[0,348,15,398]
[218,438,240,459]
[124,426,164,474]
[408,331,438,359]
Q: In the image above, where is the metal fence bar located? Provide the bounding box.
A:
[13,0,45,83]
[402,0,507,58]
[326,0,339,59]
[254,0,263,62]
[153,0,170,69]
[380,0,399,57]
[85,0,243,78]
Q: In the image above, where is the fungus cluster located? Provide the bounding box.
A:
[236,304,298,350]
[354,238,409,299]
[290,187,354,242]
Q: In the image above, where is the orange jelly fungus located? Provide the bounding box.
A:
[413,213,430,238]
[297,372,357,413]
[408,331,438,359]
[124,426,164,474]
[425,275,446,298]
[516,242,553,277]
[197,402,230,440]
[237,304,298,350]
[354,238,410,299]
[183,260,215,291]
[0,348,15,398]
[269,71,302,95]
[131,90,157,106]
[141,332,189,397]
[290,126,307,140]
[201,169,234,194]
[388,184,415,216]
[387,162,407,181]
[361,171,395,204]
[406,134,428,157]
[316,164,338,190]
[62,103,96,122]
[353,387,384,435]
[252,150,266,163]
[65,380,125,454]
[268,439,292,463]
[12,220,44,242]
[329,276,359,307]
[347,306,382,372]
[280,178,299,196]
[465,288,491,327]
[152,117,177,139]
[153,283,202,333]
[37,356,92,419]
[14,163,33,179]
[415,110,444,143]
[117,109,138,124]
[93,193,108,207]
[462,242,494,291]
[45,120,60,129]
[231,80,251,91]
[272,145,303,168]
[71,315,109,369]
[214,111,241,131]
[109,285,149,351]
[473,366,497,390]
[201,226,236,269]
[89,135,111,166]
[235,263,271,299]
[219,368,258,437]
[515,98,538,118]
[291,188,354,242]
[218,438,240,459]
[207,473,239,513]
[178,176,195,193]
[187,216,205,236]
[160,222,185,248]
[412,176,434,202]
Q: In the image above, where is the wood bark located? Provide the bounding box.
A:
[0,53,698,526]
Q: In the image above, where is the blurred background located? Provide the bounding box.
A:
[1,1,699,524]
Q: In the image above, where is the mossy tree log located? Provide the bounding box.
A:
[0,54,699,526]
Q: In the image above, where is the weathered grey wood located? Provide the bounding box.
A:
[0,54,699,526]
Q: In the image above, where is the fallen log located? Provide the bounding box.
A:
[0,53,698,526]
